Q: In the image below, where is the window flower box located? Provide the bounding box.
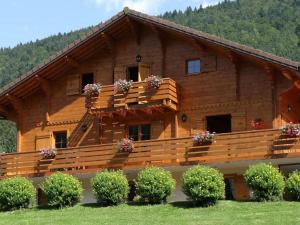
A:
[250,118,265,130]
[114,79,133,94]
[145,75,162,90]
[83,83,102,97]
[192,131,215,146]
[280,123,300,138]
[40,148,57,159]
[116,138,134,152]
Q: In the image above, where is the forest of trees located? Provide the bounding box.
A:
[1,0,300,152]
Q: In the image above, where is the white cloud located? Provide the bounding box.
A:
[92,0,165,14]
[90,0,223,14]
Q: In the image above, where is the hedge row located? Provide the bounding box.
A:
[1,164,300,211]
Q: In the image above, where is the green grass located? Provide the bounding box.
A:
[0,201,299,225]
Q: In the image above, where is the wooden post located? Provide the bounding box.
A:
[35,75,52,122]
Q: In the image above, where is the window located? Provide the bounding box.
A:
[54,131,67,148]
[127,66,139,82]
[128,124,151,141]
[81,73,94,92]
[186,59,201,75]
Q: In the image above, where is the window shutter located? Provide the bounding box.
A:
[35,134,52,150]
[138,63,151,81]
[114,66,126,81]
[202,56,217,73]
[66,74,80,95]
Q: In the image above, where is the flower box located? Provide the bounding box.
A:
[250,118,265,130]
[192,131,215,146]
[280,123,300,138]
[40,148,57,159]
[116,138,134,152]
[145,75,162,90]
[83,83,102,97]
[114,79,133,94]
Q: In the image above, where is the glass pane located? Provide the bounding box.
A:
[54,132,67,148]
[187,60,201,74]
[129,125,139,141]
[141,124,151,140]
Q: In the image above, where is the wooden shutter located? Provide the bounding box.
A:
[138,63,151,81]
[66,74,80,95]
[151,121,164,139]
[202,56,217,73]
[114,66,126,81]
[35,134,52,150]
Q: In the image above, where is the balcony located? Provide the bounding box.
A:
[1,129,300,178]
[86,78,179,116]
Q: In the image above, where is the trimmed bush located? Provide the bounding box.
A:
[91,170,129,206]
[182,165,225,206]
[244,163,285,201]
[136,167,176,204]
[41,172,83,208]
[0,177,36,211]
[286,171,300,201]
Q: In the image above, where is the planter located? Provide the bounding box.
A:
[192,131,215,146]
[116,138,134,153]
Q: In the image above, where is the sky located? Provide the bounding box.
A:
[0,0,223,48]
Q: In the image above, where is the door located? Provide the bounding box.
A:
[138,63,151,81]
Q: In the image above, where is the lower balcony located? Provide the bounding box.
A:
[1,129,300,178]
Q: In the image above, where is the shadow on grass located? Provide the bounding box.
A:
[169,201,200,209]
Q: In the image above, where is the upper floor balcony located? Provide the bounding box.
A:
[85,78,179,116]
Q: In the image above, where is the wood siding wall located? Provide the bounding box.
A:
[18,25,280,152]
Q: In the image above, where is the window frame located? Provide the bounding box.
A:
[53,131,68,149]
[186,59,201,75]
[128,124,151,141]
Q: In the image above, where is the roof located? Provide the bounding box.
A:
[1,8,300,99]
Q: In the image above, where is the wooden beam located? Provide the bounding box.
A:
[6,94,23,114]
[281,69,295,81]
[0,105,8,117]
[294,80,300,90]
[126,17,140,46]
[191,39,207,52]
[150,25,167,75]
[101,32,116,82]
[35,75,52,122]
[226,51,241,101]
[65,55,79,68]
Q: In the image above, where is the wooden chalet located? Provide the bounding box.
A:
[1,8,300,202]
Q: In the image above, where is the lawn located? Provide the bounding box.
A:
[0,201,299,225]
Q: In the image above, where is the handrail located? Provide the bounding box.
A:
[1,129,300,178]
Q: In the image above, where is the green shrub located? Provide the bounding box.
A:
[244,163,285,201]
[0,177,36,211]
[41,172,83,208]
[286,171,300,201]
[91,170,129,206]
[182,165,225,206]
[136,167,176,204]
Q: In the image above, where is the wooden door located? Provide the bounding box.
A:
[138,63,151,81]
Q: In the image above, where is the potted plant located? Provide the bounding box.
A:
[116,138,134,152]
[192,131,215,146]
[40,147,57,159]
[114,79,133,94]
[250,118,265,130]
[280,123,300,138]
[83,83,102,97]
[144,75,162,89]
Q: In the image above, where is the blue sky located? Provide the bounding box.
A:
[0,0,223,48]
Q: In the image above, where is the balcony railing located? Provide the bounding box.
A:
[1,129,300,178]
[86,78,179,114]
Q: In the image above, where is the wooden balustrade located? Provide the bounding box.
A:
[1,129,300,178]
[87,78,179,113]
